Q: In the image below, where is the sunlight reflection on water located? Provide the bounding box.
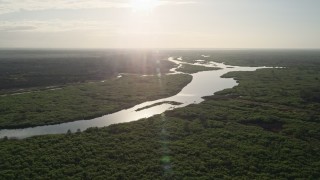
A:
[0,57,266,139]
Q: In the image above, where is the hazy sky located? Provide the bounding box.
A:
[0,0,319,49]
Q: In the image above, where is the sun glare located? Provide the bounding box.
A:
[130,0,160,13]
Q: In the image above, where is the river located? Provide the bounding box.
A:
[0,57,266,139]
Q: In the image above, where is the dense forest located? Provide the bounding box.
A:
[0,74,192,128]
[0,50,319,179]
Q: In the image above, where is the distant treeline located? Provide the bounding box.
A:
[0,50,174,91]
[166,49,320,67]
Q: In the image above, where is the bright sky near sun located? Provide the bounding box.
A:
[0,0,319,49]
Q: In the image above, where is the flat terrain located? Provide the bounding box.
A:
[167,49,320,67]
[0,74,192,129]
[0,50,192,128]
[0,50,174,93]
[0,50,320,179]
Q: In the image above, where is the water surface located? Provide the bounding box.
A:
[0,57,266,139]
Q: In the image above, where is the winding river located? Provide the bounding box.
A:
[0,57,267,139]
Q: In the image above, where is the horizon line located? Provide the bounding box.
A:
[1,47,320,51]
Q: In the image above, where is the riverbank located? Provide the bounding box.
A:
[0,74,192,129]
[0,59,261,138]
[176,64,221,73]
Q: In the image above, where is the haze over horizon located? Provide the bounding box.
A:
[1,0,320,49]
